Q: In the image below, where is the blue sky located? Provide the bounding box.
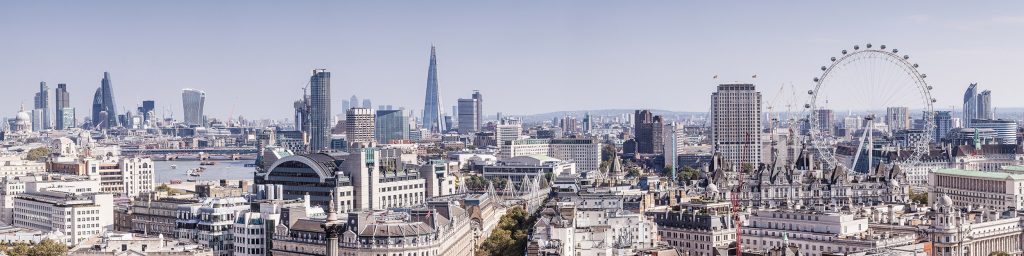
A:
[2,1,1023,120]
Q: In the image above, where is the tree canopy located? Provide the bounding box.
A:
[25,147,49,161]
[0,239,68,256]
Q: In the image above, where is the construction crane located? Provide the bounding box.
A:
[731,132,750,256]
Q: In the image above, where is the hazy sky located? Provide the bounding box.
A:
[2,1,1023,120]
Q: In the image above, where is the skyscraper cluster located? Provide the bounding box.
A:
[963,83,994,127]
[91,72,119,129]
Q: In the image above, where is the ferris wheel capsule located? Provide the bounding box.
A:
[831,57,836,62]
[821,66,827,71]
[927,86,933,90]
[804,104,811,108]
[813,77,819,82]
[880,45,886,50]
[893,49,899,53]
[913,63,919,68]
[808,90,814,95]
[866,43,872,48]
[854,45,860,50]
[842,50,848,55]
[921,74,927,78]
[903,55,910,60]
[932,98,937,103]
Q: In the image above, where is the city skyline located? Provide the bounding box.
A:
[3,1,1024,120]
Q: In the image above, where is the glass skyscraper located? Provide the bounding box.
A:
[55,83,70,130]
[90,72,118,129]
[422,46,445,133]
[181,88,206,126]
[309,69,332,152]
[963,83,979,127]
[375,109,409,144]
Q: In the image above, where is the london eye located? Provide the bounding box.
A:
[805,44,936,172]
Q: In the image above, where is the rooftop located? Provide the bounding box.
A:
[933,168,1024,180]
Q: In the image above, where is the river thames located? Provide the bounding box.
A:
[154,160,256,183]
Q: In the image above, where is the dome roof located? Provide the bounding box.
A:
[938,194,953,207]
[15,108,30,122]
[706,183,720,195]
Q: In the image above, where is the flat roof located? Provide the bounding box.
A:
[934,168,1024,180]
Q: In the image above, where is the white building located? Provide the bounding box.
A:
[495,123,523,146]
[650,201,736,256]
[175,197,249,256]
[930,168,1024,211]
[482,155,575,189]
[529,200,659,256]
[12,176,113,245]
[0,154,45,177]
[925,194,1024,256]
[742,209,919,255]
[69,232,213,256]
[499,138,601,172]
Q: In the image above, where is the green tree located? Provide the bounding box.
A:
[601,145,617,162]
[29,239,67,256]
[626,167,641,178]
[156,183,172,191]
[493,177,509,191]
[909,190,928,205]
[741,163,754,173]
[478,206,532,256]
[989,251,1011,256]
[25,147,49,161]
[5,243,30,256]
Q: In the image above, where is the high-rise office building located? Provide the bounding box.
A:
[634,110,664,154]
[342,100,350,113]
[346,108,375,147]
[362,99,372,109]
[55,84,70,130]
[978,90,993,120]
[349,95,359,110]
[309,69,332,152]
[582,112,592,134]
[472,90,483,129]
[100,72,118,128]
[375,109,408,144]
[814,109,834,135]
[137,100,155,125]
[885,107,911,131]
[181,89,206,127]
[59,108,75,130]
[294,88,312,133]
[934,111,953,142]
[711,84,762,168]
[457,98,479,134]
[963,83,979,127]
[33,82,50,130]
[422,46,445,133]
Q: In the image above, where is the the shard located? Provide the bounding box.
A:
[422,46,445,133]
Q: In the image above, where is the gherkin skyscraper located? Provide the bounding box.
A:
[422,46,445,133]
